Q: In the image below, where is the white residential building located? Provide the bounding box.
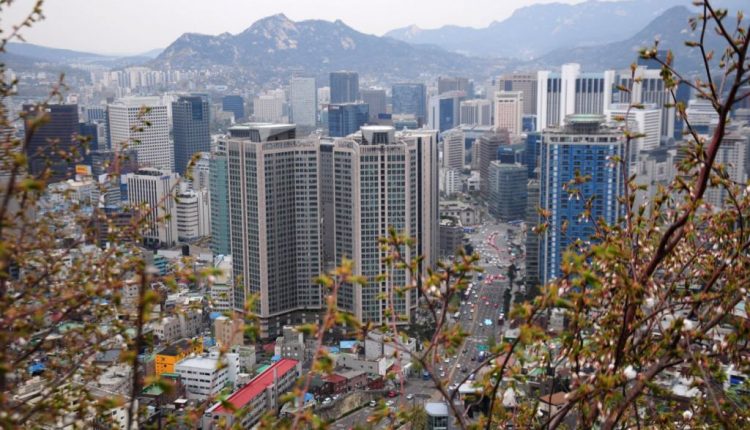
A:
[495,91,524,135]
[290,77,317,127]
[174,351,240,400]
[108,96,173,172]
[210,255,233,312]
[125,168,179,247]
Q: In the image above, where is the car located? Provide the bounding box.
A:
[386,400,395,407]
[494,303,499,308]
[444,357,450,363]
[440,372,446,378]
[461,367,468,373]
[323,397,332,404]
[387,390,398,398]
[406,393,414,400]
[369,400,377,407]
[469,373,476,381]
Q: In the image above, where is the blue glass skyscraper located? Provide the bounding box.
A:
[539,115,625,283]
[222,95,245,122]
[328,103,369,137]
[172,95,210,175]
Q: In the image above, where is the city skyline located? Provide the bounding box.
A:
[3,0,590,54]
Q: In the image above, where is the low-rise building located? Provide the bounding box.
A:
[440,200,481,226]
[155,338,203,376]
[201,358,300,429]
[214,316,244,349]
[174,350,240,400]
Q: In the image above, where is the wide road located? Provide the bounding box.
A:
[433,220,524,399]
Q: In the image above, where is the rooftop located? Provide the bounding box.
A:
[210,359,298,414]
[175,355,220,371]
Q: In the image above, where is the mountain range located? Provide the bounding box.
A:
[150,14,501,82]
[385,0,748,60]
[2,0,745,84]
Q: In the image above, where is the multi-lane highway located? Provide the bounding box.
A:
[434,221,523,398]
[332,220,524,428]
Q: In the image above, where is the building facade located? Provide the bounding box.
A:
[488,161,528,221]
[23,104,81,181]
[108,97,172,172]
[328,103,369,137]
[289,77,317,127]
[392,83,427,124]
[459,99,492,126]
[332,126,439,324]
[125,168,179,247]
[539,115,625,282]
[224,124,322,338]
[536,64,615,132]
[222,95,245,122]
[496,73,538,115]
[442,129,465,170]
[172,95,210,175]
[360,89,387,122]
[330,71,359,104]
[495,91,524,136]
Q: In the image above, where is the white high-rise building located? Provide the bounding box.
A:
[442,129,465,170]
[317,86,331,109]
[613,66,676,138]
[459,99,492,126]
[536,64,615,131]
[108,96,173,172]
[495,91,524,136]
[332,126,439,324]
[705,133,749,208]
[605,103,662,165]
[289,77,317,127]
[253,93,285,123]
[441,168,462,196]
[176,187,211,242]
[125,168,179,247]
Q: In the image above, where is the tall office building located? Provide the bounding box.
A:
[524,179,541,288]
[496,73,538,115]
[704,132,749,209]
[428,91,464,133]
[495,91,524,136]
[330,71,359,104]
[222,95,245,122]
[210,140,231,257]
[223,124,322,338]
[253,93,285,123]
[392,83,427,124]
[125,168,179,247]
[476,131,510,198]
[613,66,676,138]
[22,104,81,181]
[536,64,615,132]
[488,161,528,221]
[328,103,369,137]
[332,126,438,324]
[108,97,172,172]
[605,103,662,165]
[360,89,387,122]
[459,99,492,126]
[289,77,317,127]
[438,76,472,96]
[539,115,625,282]
[442,129,465,170]
[172,95,210,175]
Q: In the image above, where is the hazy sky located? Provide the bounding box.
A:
[3,0,588,55]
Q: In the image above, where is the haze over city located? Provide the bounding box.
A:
[6,0,592,54]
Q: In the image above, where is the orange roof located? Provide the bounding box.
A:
[213,359,298,414]
[540,391,568,406]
